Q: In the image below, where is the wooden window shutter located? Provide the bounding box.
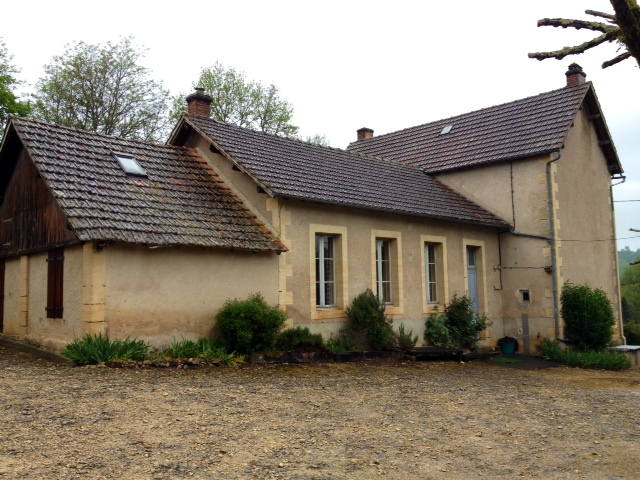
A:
[47,247,64,318]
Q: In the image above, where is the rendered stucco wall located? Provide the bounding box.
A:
[555,108,622,338]
[21,245,85,351]
[104,244,279,349]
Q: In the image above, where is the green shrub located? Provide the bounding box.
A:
[276,327,324,351]
[62,334,149,365]
[539,338,630,370]
[343,289,393,350]
[424,295,490,350]
[561,283,615,351]
[397,323,418,350]
[325,334,357,353]
[215,293,287,354]
[624,322,640,345]
[159,338,232,362]
[425,307,455,348]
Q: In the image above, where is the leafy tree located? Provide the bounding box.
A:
[0,38,30,133]
[171,61,300,138]
[621,264,640,324]
[619,246,640,274]
[529,1,640,69]
[304,133,330,146]
[32,37,170,142]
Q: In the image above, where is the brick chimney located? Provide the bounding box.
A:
[186,87,213,116]
[357,127,374,141]
[565,63,587,87]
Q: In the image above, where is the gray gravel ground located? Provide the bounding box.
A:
[1,345,639,479]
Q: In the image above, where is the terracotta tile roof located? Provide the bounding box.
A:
[9,118,286,252]
[347,83,622,175]
[181,116,509,228]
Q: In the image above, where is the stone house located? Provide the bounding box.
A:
[0,64,625,351]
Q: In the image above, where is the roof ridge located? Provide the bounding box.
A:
[10,116,189,153]
[347,82,592,148]
[186,115,421,170]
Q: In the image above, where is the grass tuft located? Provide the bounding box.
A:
[62,334,149,365]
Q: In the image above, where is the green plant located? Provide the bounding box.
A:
[215,293,287,354]
[62,334,149,365]
[325,333,357,353]
[276,327,324,351]
[561,283,615,351]
[623,322,640,345]
[159,338,232,362]
[424,296,490,350]
[424,307,455,348]
[397,323,418,350]
[539,338,630,370]
[343,289,393,350]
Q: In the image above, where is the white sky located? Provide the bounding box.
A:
[3,0,639,251]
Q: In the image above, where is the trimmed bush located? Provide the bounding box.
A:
[62,334,149,365]
[343,289,393,351]
[276,327,324,351]
[561,283,615,351]
[539,338,630,370]
[215,293,287,354]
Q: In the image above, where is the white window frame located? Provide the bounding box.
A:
[316,234,336,307]
[425,243,439,304]
[376,239,392,304]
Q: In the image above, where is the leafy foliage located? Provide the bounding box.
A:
[425,307,455,348]
[342,289,393,351]
[621,264,640,325]
[324,334,357,353]
[529,1,640,69]
[424,295,491,350]
[171,61,299,138]
[0,38,30,134]
[62,334,149,365]
[396,323,418,350]
[32,36,170,142]
[561,283,615,351]
[276,327,324,351]
[623,322,640,344]
[215,293,287,354]
[158,338,235,365]
[539,338,630,370]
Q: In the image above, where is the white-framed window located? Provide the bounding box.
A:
[376,239,392,304]
[425,243,439,304]
[316,234,336,307]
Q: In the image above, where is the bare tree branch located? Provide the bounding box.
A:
[529,1,640,69]
[529,30,620,61]
[602,51,633,67]
[586,9,616,21]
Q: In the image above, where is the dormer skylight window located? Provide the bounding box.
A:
[440,125,453,135]
[113,153,147,177]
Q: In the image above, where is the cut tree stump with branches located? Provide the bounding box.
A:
[529,0,640,69]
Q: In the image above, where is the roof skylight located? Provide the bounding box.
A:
[440,125,453,135]
[113,153,147,177]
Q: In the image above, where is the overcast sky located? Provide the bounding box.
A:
[3,0,639,251]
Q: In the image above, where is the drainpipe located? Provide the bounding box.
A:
[546,150,564,342]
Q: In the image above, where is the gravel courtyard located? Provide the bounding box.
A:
[1,344,639,480]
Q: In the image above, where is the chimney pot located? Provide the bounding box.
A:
[357,127,374,141]
[565,63,587,86]
[186,87,213,116]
